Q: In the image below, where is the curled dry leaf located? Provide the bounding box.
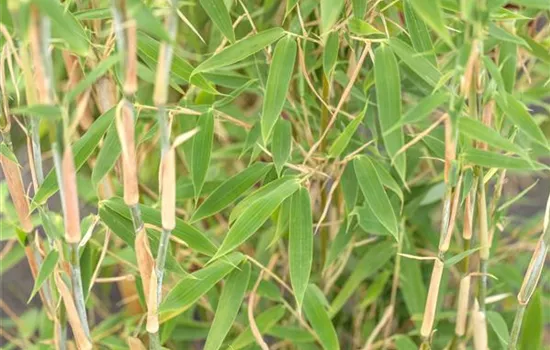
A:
[54,272,92,350]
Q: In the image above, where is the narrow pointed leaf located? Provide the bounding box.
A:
[304,284,340,350]
[191,162,272,222]
[101,197,218,256]
[193,28,285,75]
[289,187,313,310]
[404,0,436,65]
[229,176,297,224]
[320,0,345,34]
[330,241,395,316]
[28,250,59,302]
[200,0,235,42]
[354,156,399,238]
[91,124,121,186]
[192,111,215,198]
[272,119,292,175]
[458,117,525,155]
[374,45,406,181]
[229,305,286,349]
[160,252,244,312]
[261,35,297,142]
[495,93,548,147]
[463,149,545,170]
[389,38,441,87]
[329,108,366,158]
[408,0,452,47]
[323,32,339,77]
[204,261,251,350]
[213,178,300,260]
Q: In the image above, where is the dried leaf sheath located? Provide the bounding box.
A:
[421,258,444,338]
[161,148,176,230]
[135,228,154,304]
[62,147,81,244]
[115,101,139,206]
[0,155,33,233]
[55,272,92,350]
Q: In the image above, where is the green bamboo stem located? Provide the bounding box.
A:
[30,5,91,341]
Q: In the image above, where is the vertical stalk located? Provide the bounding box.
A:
[149,1,179,347]
[29,4,90,340]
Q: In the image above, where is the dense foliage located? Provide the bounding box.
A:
[0,0,549,349]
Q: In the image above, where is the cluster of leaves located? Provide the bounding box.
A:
[1,0,549,349]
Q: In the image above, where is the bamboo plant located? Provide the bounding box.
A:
[0,0,549,349]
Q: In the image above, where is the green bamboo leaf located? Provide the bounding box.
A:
[348,18,383,37]
[370,159,403,203]
[200,0,235,43]
[323,31,339,77]
[193,27,285,75]
[389,38,441,87]
[91,124,121,186]
[160,252,244,313]
[356,204,393,236]
[351,0,368,18]
[272,119,292,176]
[329,106,366,158]
[137,33,216,94]
[408,0,453,47]
[330,241,395,316]
[519,291,542,350]
[520,34,550,64]
[374,45,406,181]
[0,143,18,163]
[486,311,510,348]
[229,176,297,224]
[100,197,218,256]
[213,178,300,260]
[403,0,437,65]
[192,111,215,198]
[289,187,313,310]
[354,156,399,238]
[12,105,62,121]
[488,23,529,47]
[324,221,352,271]
[126,0,170,42]
[320,0,345,34]
[33,108,115,206]
[394,335,418,350]
[268,325,315,343]
[203,261,251,350]
[458,117,525,155]
[482,56,506,96]
[359,270,391,308]
[74,8,112,20]
[191,162,272,222]
[499,43,517,93]
[304,284,340,350]
[400,243,426,330]
[66,54,120,102]
[463,149,545,170]
[495,93,548,147]
[341,162,359,212]
[261,35,297,142]
[33,0,89,55]
[444,247,481,267]
[268,196,291,248]
[511,0,550,8]
[28,250,59,302]
[229,305,286,349]
[0,243,24,275]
